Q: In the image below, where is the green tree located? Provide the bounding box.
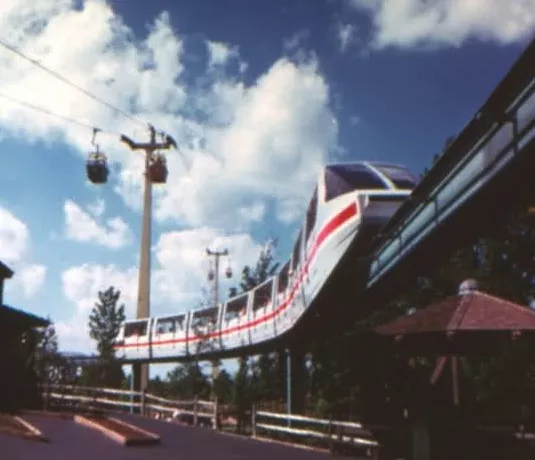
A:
[89,286,126,359]
[33,320,61,385]
[213,368,234,403]
[230,239,283,408]
[87,286,126,388]
[166,363,210,400]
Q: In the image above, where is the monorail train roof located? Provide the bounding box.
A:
[323,161,419,193]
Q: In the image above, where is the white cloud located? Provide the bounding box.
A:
[17,264,47,298]
[0,0,336,232]
[283,30,310,52]
[350,0,535,50]
[0,1,339,357]
[58,228,262,352]
[64,199,133,249]
[0,206,28,265]
[206,40,239,68]
[336,22,358,52]
[0,206,47,298]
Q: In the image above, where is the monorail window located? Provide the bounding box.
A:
[253,279,273,311]
[325,164,387,201]
[291,232,302,271]
[191,306,218,329]
[374,164,419,190]
[124,320,148,338]
[278,261,290,293]
[225,294,247,321]
[156,315,185,334]
[305,187,318,243]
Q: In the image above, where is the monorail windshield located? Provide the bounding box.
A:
[325,164,387,201]
[373,164,419,190]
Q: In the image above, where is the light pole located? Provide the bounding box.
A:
[206,248,232,398]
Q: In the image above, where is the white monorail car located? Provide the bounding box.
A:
[114,162,418,361]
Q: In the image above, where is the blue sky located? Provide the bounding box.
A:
[0,0,533,377]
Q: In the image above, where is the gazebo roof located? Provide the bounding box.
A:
[376,291,535,336]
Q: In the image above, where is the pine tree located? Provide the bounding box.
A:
[87,286,126,387]
[89,286,126,359]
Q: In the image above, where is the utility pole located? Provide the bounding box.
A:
[206,248,232,399]
[121,126,176,395]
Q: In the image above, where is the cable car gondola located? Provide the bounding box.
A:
[150,153,168,184]
[86,128,109,184]
[86,152,109,184]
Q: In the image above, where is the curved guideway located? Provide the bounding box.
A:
[5,413,344,460]
[367,37,535,294]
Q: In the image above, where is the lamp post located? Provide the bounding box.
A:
[206,248,232,398]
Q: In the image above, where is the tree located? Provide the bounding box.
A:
[166,363,210,400]
[213,368,234,403]
[87,286,126,387]
[33,320,61,385]
[230,239,284,415]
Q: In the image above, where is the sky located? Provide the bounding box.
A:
[0,0,534,378]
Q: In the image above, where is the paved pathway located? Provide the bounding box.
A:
[2,413,342,460]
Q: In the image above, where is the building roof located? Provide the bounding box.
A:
[0,260,14,279]
[0,304,50,330]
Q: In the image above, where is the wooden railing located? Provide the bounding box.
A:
[42,384,218,428]
[40,384,381,455]
[252,406,380,458]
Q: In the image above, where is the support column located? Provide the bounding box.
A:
[285,347,306,416]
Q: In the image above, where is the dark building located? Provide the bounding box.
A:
[0,260,49,413]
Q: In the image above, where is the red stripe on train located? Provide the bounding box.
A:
[117,201,359,349]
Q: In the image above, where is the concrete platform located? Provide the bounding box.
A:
[2,413,343,460]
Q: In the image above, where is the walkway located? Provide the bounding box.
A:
[2,413,343,460]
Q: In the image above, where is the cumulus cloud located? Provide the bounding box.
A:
[0,206,46,298]
[350,0,535,50]
[64,198,133,249]
[206,40,239,69]
[0,0,336,232]
[0,1,339,355]
[0,206,28,265]
[336,22,358,52]
[17,264,47,298]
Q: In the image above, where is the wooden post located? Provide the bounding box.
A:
[327,415,333,453]
[141,389,147,416]
[412,419,431,460]
[213,397,219,430]
[193,396,198,426]
[251,404,257,438]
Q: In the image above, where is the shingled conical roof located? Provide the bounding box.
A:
[376,291,535,336]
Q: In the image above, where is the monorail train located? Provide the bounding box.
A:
[114,162,419,362]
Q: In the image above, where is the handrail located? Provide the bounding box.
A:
[251,406,379,454]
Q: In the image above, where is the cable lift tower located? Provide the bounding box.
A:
[206,248,232,399]
[86,124,177,394]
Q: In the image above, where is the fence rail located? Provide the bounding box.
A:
[40,384,380,455]
[42,384,218,427]
[252,407,379,458]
